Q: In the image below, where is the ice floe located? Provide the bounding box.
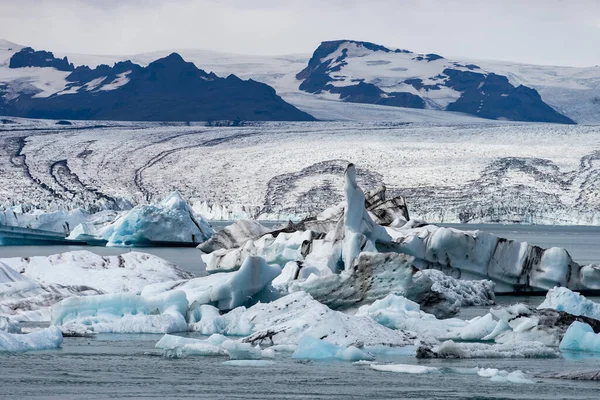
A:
[51,291,189,333]
[0,326,63,352]
[416,340,559,359]
[538,286,600,320]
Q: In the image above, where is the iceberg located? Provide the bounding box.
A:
[0,316,20,333]
[142,256,281,312]
[239,291,419,348]
[102,192,214,246]
[197,220,271,253]
[416,340,559,359]
[0,207,91,235]
[355,294,497,341]
[489,303,600,346]
[222,360,276,367]
[370,363,440,374]
[156,333,264,360]
[559,321,600,353]
[0,326,63,352]
[51,291,189,333]
[1,250,192,294]
[290,336,373,361]
[288,252,494,318]
[477,368,534,384]
[538,287,600,320]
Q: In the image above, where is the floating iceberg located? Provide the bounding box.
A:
[240,291,419,348]
[51,291,189,334]
[489,302,600,346]
[559,321,600,353]
[355,294,497,341]
[416,340,559,359]
[0,326,63,352]
[291,336,373,361]
[477,368,534,384]
[370,363,440,374]
[102,192,214,246]
[538,287,600,320]
[156,333,265,360]
[143,256,281,312]
[197,220,271,253]
[222,360,276,367]
[1,250,192,294]
[0,207,91,235]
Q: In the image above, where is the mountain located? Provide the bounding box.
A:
[295,40,575,124]
[0,46,315,122]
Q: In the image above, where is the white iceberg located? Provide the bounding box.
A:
[370,363,440,374]
[103,192,214,246]
[156,333,264,360]
[142,256,281,312]
[51,291,189,334]
[222,360,276,367]
[0,326,63,352]
[559,321,600,353]
[240,291,419,348]
[0,207,90,235]
[416,340,559,359]
[477,368,534,384]
[538,287,600,320]
[1,250,192,294]
[355,294,497,341]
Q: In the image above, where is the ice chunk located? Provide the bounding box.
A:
[538,287,600,320]
[370,363,439,374]
[477,368,534,384]
[291,336,338,360]
[559,321,600,353]
[1,250,192,294]
[0,207,90,235]
[291,336,373,361]
[334,346,374,361]
[222,360,276,367]
[103,192,214,246]
[143,256,281,312]
[356,294,497,341]
[156,333,261,359]
[0,326,63,352]
[239,291,418,348]
[197,220,270,253]
[417,340,559,359]
[0,316,20,333]
[51,291,188,333]
[291,252,494,318]
[188,304,252,336]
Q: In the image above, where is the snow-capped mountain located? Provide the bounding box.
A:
[2,39,599,124]
[0,44,314,122]
[296,40,574,124]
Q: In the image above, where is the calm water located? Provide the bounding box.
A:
[1,333,599,399]
[1,224,600,399]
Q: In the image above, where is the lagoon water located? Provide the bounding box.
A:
[1,224,600,399]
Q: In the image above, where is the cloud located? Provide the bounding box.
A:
[0,0,598,66]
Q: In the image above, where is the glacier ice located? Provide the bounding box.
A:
[538,287,600,320]
[355,294,497,341]
[559,321,600,353]
[0,207,91,235]
[290,336,373,361]
[102,191,214,246]
[370,363,440,374]
[0,326,63,352]
[477,368,534,384]
[197,220,271,253]
[1,250,192,294]
[143,255,281,312]
[0,316,20,333]
[0,250,191,321]
[416,340,559,359]
[156,333,263,360]
[239,291,419,348]
[51,291,189,334]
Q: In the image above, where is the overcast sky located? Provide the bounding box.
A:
[1,0,599,67]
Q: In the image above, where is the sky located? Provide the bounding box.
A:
[1,0,599,67]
